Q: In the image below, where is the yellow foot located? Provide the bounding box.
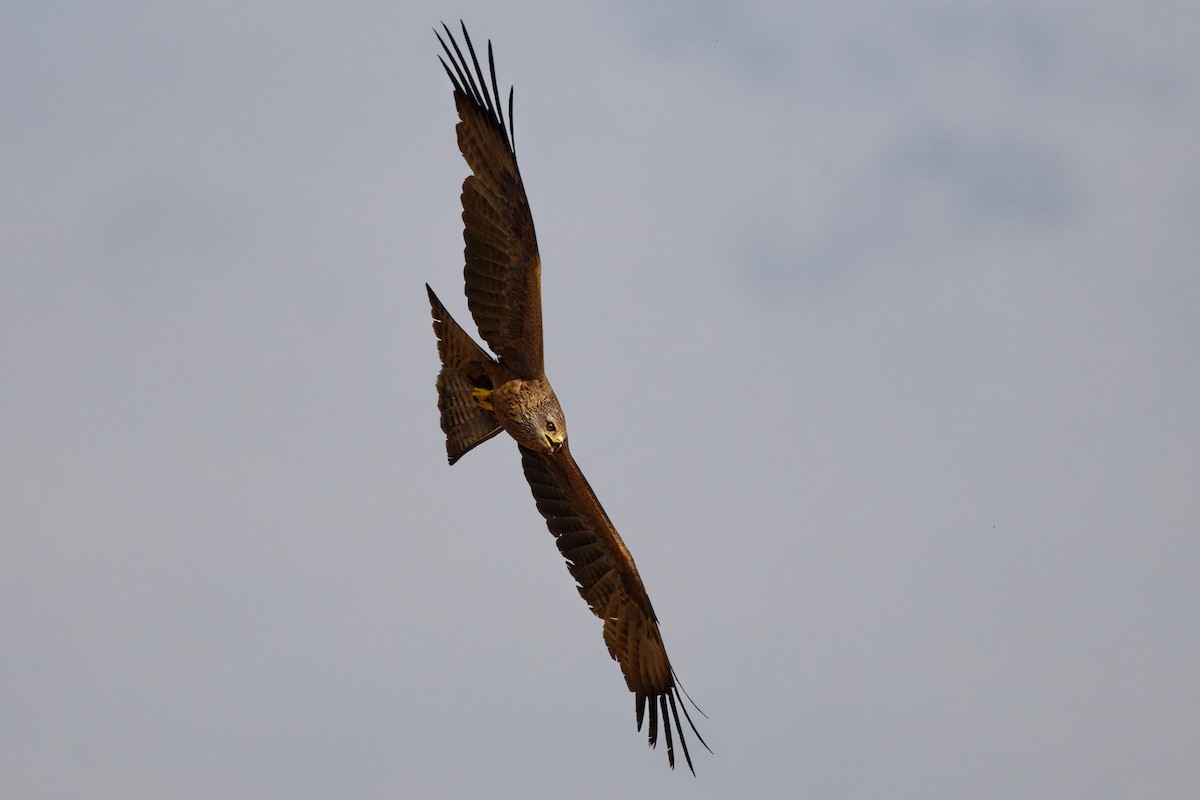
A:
[471,387,494,411]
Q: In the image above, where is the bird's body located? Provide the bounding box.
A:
[425,22,707,773]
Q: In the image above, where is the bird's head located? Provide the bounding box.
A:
[526,392,566,455]
[536,409,566,454]
[542,416,565,453]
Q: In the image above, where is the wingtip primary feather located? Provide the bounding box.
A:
[487,39,505,134]
[458,21,494,118]
[437,21,480,106]
[508,87,516,152]
[660,694,677,770]
[672,669,713,752]
[434,21,517,155]
[636,685,708,774]
[434,25,466,95]
[668,691,696,774]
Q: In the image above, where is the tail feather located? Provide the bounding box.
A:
[426,284,502,464]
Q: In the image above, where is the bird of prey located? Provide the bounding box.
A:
[425,23,708,773]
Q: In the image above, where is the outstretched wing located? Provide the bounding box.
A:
[437,23,544,380]
[519,444,709,773]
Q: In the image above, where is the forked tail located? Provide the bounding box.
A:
[426,284,503,464]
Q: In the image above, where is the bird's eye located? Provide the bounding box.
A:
[546,420,557,432]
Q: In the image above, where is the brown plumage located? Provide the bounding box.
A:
[425,22,708,772]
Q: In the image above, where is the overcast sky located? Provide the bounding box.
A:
[3,1,1198,798]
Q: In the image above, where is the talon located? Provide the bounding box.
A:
[471,387,494,411]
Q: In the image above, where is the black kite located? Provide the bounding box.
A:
[425,23,708,773]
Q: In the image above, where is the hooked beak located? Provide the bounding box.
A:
[545,432,565,453]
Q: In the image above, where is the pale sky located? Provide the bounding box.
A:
[3,2,1198,798]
